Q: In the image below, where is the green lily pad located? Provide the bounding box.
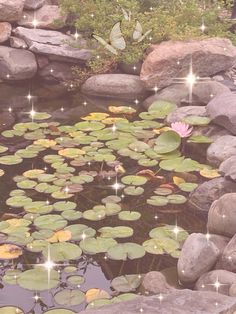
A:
[80,237,117,254]
[118,211,141,221]
[54,289,85,306]
[43,310,75,314]
[182,115,211,126]
[0,307,24,314]
[178,182,198,192]
[67,275,85,286]
[154,131,181,154]
[17,267,60,291]
[107,243,145,260]
[42,243,82,262]
[98,226,133,238]
[124,186,144,196]
[34,215,67,231]
[147,196,169,206]
[65,224,96,241]
[0,155,22,165]
[121,175,147,186]
[62,209,82,221]
[148,100,176,119]
[188,135,213,144]
[111,274,142,292]
[53,201,77,212]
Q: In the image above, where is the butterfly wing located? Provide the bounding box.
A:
[93,34,118,55]
[133,21,143,40]
[137,29,152,42]
[110,22,126,50]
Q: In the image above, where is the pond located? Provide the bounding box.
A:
[0,81,213,314]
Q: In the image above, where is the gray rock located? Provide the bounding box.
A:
[18,5,66,30]
[24,0,45,10]
[166,106,207,124]
[79,289,236,314]
[141,38,236,89]
[0,22,11,43]
[206,92,236,135]
[81,74,148,100]
[195,270,236,296]
[218,234,236,272]
[177,233,220,284]
[38,61,74,82]
[209,234,230,256]
[9,36,27,49]
[14,27,91,63]
[141,271,174,294]
[193,81,230,104]
[0,0,24,22]
[0,47,37,80]
[207,193,236,237]
[219,156,236,181]
[207,135,236,167]
[189,178,236,214]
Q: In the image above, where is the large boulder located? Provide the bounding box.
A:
[207,193,236,237]
[79,289,236,314]
[141,38,236,89]
[24,0,45,10]
[206,92,236,135]
[177,233,220,284]
[0,47,37,80]
[189,178,236,214]
[81,74,148,100]
[18,5,66,30]
[141,271,174,294]
[195,270,236,296]
[0,0,24,22]
[207,135,236,167]
[218,234,236,272]
[219,156,236,181]
[38,61,75,82]
[14,27,91,63]
[0,22,11,43]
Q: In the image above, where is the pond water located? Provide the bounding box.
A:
[0,81,209,314]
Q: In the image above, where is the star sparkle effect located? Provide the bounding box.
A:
[112,176,122,195]
[200,18,206,33]
[32,14,39,29]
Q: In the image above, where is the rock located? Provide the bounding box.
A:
[206,92,236,135]
[141,38,236,89]
[209,234,230,256]
[141,271,174,294]
[18,5,66,30]
[9,36,27,49]
[14,27,91,63]
[218,234,236,272]
[192,81,230,104]
[195,270,236,296]
[38,61,74,82]
[207,135,236,167]
[189,178,236,214]
[219,156,236,181]
[24,0,45,10]
[36,55,49,68]
[207,193,236,237]
[79,289,236,314]
[81,74,148,100]
[0,47,37,80]
[166,106,207,124]
[0,0,24,22]
[0,22,11,43]
[177,233,220,284]
[118,61,142,75]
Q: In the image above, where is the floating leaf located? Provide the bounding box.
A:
[33,139,56,148]
[200,168,221,179]
[121,175,147,186]
[182,115,211,126]
[18,268,59,291]
[86,289,110,303]
[98,226,133,238]
[54,289,85,306]
[65,224,96,241]
[80,237,117,254]
[43,243,82,262]
[107,243,145,260]
[124,186,144,196]
[67,275,84,286]
[188,135,213,144]
[47,230,72,243]
[118,211,141,221]
[148,100,176,119]
[109,106,136,114]
[59,148,85,158]
[154,131,181,154]
[34,215,67,231]
[0,244,23,259]
[0,155,22,165]
[178,182,198,192]
[0,307,24,314]
[111,275,142,292]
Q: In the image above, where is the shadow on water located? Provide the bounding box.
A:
[0,80,207,313]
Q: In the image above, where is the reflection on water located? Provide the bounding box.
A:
[0,81,207,313]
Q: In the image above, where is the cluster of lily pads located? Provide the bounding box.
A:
[0,101,221,313]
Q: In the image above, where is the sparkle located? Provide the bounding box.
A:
[112,177,122,195]
[70,83,74,89]
[153,86,158,93]
[83,101,87,106]
[134,99,139,105]
[29,107,36,119]
[205,232,211,241]
[64,186,70,194]
[46,199,50,205]
[50,68,54,73]
[81,232,86,240]
[32,18,38,28]
[44,166,48,171]
[207,276,228,293]
[74,30,80,40]
[210,93,214,98]
[154,215,158,220]
[8,107,12,113]
[200,18,206,33]
[112,124,117,132]
[26,92,33,101]
[172,224,180,238]
[228,256,232,260]
[121,194,125,199]
[140,308,144,313]
[149,36,153,41]
[60,107,64,112]
[33,294,40,302]
[177,60,180,65]
[104,255,108,260]
[150,6,154,11]
[96,55,100,59]
[133,65,137,71]
[88,161,91,166]
[90,13,95,18]
[43,259,55,271]
[6,74,10,79]
[158,293,164,302]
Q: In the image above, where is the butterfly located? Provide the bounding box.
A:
[133,21,152,42]
[93,22,126,55]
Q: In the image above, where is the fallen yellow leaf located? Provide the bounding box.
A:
[47,230,72,243]
[0,244,23,259]
[86,288,110,303]
[200,168,221,179]
[173,176,186,186]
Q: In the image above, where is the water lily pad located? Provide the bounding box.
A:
[0,145,8,153]
[0,155,22,165]
[86,289,110,303]
[147,196,169,206]
[47,230,72,243]
[188,135,213,144]
[34,215,67,231]
[62,209,82,221]
[75,121,105,131]
[33,139,56,148]
[54,289,85,306]
[154,131,181,154]
[27,240,48,252]
[107,243,145,260]
[59,148,85,158]
[118,211,141,221]
[0,307,24,314]
[3,269,22,285]
[98,226,133,238]
[23,169,45,178]
[53,201,77,212]
[109,106,136,114]
[148,100,176,119]
[102,195,121,204]
[80,237,117,254]
[34,112,51,120]
[111,274,142,292]
[17,267,59,291]
[149,225,188,243]
[0,244,23,259]
[121,175,147,186]
[178,182,198,192]
[43,243,82,262]
[43,310,75,314]
[124,186,144,196]
[167,194,187,204]
[82,112,109,121]
[65,224,96,241]
[183,115,211,126]
[67,275,85,286]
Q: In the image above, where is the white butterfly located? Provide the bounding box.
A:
[121,7,132,21]
[133,21,152,43]
[93,22,126,55]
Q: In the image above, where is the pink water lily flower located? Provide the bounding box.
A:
[171,122,193,138]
